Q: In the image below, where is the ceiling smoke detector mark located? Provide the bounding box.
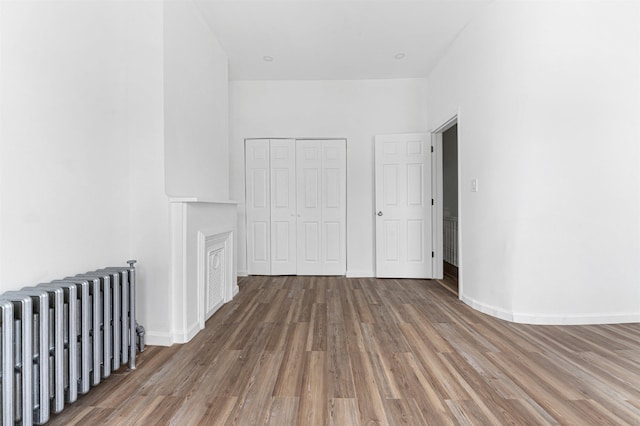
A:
[263,56,274,62]
[394,53,406,60]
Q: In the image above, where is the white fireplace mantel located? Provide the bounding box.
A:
[168,199,238,345]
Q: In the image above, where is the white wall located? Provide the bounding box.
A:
[0,1,164,297]
[0,0,237,347]
[427,1,640,323]
[230,79,427,276]
[163,1,229,201]
[126,3,171,342]
[0,0,172,339]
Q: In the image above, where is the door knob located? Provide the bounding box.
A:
[377,211,383,216]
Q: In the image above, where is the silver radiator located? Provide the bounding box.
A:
[0,260,145,426]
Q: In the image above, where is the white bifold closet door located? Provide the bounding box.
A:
[245,138,346,276]
[245,139,271,275]
[270,139,297,275]
[296,140,346,275]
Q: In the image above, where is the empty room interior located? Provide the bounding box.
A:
[1,0,639,424]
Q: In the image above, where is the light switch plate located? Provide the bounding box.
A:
[471,178,479,192]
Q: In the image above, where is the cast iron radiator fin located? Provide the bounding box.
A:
[0,261,145,425]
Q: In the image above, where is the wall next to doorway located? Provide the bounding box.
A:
[427,1,640,323]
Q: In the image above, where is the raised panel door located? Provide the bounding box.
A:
[296,140,323,275]
[270,139,297,275]
[375,134,432,278]
[245,139,271,275]
[321,140,346,275]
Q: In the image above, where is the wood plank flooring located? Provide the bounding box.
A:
[48,276,640,425]
[441,262,459,296]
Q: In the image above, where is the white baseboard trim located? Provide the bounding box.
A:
[461,294,640,325]
[148,322,203,346]
[238,270,375,278]
[511,312,640,325]
[460,294,515,322]
[233,285,240,296]
[346,269,375,278]
[173,321,202,344]
[145,331,174,347]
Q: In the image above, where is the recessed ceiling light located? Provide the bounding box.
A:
[263,56,274,62]
[394,53,406,60]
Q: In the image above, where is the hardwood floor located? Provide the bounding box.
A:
[439,262,458,295]
[49,276,640,425]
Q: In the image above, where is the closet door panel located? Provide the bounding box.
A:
[324,221,341,263]
[247,138,346,276]
[270,139,297,275]
[296,140,323,275]
[245,139,271,275]
[321,140,347,275]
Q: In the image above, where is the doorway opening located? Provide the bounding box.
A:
[441,124,458,294]
[432,116,459,296]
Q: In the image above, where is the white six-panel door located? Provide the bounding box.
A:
[295,140,346,275]
[245,139,271,275]
[296,140,323,275]
[320,140,347,275]
[270,139,297,275]
[375,134,433,278]
[245,139,346,276]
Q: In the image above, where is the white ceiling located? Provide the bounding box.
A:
[195,0,493,81]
